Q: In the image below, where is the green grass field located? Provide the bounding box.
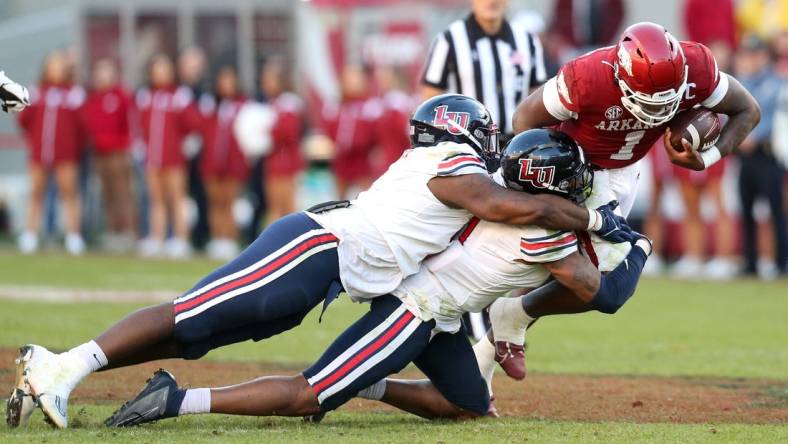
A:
[0,252,786,442]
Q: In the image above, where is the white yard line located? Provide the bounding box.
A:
[0,285,179,303]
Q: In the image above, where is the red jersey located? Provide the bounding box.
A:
[266,92,305,177]
[374,90,414,176]
[191,95,249,181]
[135,85,194,169]
[321,98,379,183]
[542,42,729,169]
[82,86,133,154]
[18,84,87,167]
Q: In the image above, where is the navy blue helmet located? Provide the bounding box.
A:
[409,94,500,165]
[501,129,593,203]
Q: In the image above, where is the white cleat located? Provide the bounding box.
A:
[138,237,164,258]
[165,237,193,260]
[671,256,703,280]
[703,257,738,281]
[17,231,39,255]
[18,344,88,429]
[641,254,665,277]
[65,233,86,256]
[6,348,38,427]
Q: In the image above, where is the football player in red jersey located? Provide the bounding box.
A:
[480,22,761,386]
[516,21,759,195]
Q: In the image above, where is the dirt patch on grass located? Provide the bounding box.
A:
[1,348,785,424]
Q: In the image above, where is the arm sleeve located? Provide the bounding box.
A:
[421,31,453,89]
[519,229,578,263]
[542,63,580,121]
[591,244,648,314]
[690,43,729,108]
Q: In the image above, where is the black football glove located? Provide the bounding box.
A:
[590,200,634,244]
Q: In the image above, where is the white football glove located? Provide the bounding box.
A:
[0,71,30,113]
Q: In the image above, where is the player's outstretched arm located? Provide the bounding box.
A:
[428,174,633,243]
[664,74,761,171]
[429,173,588,229]
[511,85,563,134]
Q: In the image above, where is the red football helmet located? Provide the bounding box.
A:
[613,22,688,126]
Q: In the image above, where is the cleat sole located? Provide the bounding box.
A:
[6,346,37,427]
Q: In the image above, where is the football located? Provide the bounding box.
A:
[667,108,722,152]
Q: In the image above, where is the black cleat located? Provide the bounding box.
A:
[104,369,184,427]
[302,411,327,424]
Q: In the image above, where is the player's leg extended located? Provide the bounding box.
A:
[105,295,432,426]
[10,212,339,428]
[378,326,490,420]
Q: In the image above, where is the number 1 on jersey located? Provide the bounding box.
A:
[611,130,645,160]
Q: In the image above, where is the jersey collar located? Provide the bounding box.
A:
[465,13,513,42]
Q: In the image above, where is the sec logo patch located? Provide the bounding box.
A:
[605,105,623,120]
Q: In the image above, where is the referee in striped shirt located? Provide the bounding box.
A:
[421,0,547,142]
[421,0,547,340]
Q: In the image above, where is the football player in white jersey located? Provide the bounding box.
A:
[101,129,651,425]
[0,71,30,112]
[9,95,633,429]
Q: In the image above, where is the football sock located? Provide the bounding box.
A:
[357,380,386,400]
[488,297,534,345]
[177,388,210,415]
[67,340,108,373]
[473,337,496,397]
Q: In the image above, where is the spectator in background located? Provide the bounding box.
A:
[136,54,193,259]
[641,139,673,276]
[672,42,738,280]
[772,31,788,77]
[17,50,86,255]
[737,0,788,41]
[683,0,737,49]
[191,65,248,261]
[373,65,413,177]
[178,46,211,252]
[82,58,136,253]
[260,56,304,223]
[550,0,624,55]
[735,36,787,279]
[321,64,377,199]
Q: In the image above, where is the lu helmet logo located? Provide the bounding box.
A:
[518,158,555,189]
[433,105,471,135]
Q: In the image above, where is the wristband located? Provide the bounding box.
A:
[586,208,602,231]
[701,146,722,169]
[634,238,653,256]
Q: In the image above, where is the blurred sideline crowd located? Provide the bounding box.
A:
[7,0,788,280]
[12,49,414,261]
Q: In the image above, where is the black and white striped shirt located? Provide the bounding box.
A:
[422,14,547,136]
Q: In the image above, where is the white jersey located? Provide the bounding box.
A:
[308,141,488,300]
[392,214,579,334]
